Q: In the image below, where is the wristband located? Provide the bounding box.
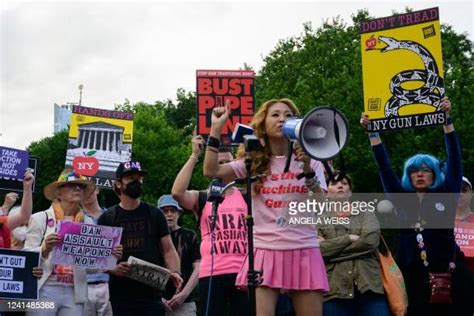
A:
[189,154,199,162]
[444,116,453,126]
[207,136,220,149]
[206,147,218,153]
[368,132,380,139]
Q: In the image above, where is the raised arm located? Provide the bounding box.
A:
[8,170,35,230]
[172,135,204,217]
[202,102,236,183]
[440,97,462,193]
[360,113,403,193]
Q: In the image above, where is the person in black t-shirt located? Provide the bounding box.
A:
[98,161,183,316]
[158,195,200,316]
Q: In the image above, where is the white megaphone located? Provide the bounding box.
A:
[282,106,349,161]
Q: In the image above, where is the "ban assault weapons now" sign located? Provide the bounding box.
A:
[51,221,122,270]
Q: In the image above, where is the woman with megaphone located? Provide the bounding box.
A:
[204,99,329,316]
[361,97,474,316]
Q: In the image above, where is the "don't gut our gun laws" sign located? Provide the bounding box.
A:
[0,249,40,300]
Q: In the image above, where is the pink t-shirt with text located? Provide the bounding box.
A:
[455,213,474,273]
[199,188,248,278]
[229,157,327,250]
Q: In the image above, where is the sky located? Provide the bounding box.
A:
[1,0,472,150]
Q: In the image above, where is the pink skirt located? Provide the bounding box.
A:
[235,247,329,291]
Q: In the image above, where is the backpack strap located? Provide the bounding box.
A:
[39,211,49,246]
[104,205,118,227]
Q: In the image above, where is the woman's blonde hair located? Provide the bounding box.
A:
[236,98,300,193]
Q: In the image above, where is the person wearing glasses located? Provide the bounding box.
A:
[24,169,122,316]
[361,97,473,315]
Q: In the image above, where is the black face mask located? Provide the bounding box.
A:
[123,179,143,199]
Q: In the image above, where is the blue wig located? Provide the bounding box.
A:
[401,154,445,191]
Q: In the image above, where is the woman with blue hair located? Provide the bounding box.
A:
[361,97,473,315]
[401,154,446,191]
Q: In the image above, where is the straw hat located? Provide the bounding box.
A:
[44,169,95,201]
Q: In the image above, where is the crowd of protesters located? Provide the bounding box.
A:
[1,96,473,316]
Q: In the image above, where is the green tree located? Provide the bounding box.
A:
[255,9,473,191]
[121,101,206,231]
[26,91,206,234]
[27,130,69,211]
[22,8,473,237]
[158,88,197,137]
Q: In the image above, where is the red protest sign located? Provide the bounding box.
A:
[196,69,255,144]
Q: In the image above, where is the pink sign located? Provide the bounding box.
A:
[51,221,122,269]
[455,221,474,257]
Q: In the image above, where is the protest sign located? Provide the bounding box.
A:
[0,249,39,300]
[51,221,122,270]
[127,256,170,291]
[455,221,474,257]
[0,157,37,193]
[0,147,28,181]
[196,69,255,144]
[65,105,134,189]
[360,7,445,132]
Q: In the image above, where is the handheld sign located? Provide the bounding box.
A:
[196,69,255,145]
[65,105,134,189]
[0,249,39,300]
[51,221,123,270]
[0,147,29,181]
[361,7,445,131]
[0,157,37,193]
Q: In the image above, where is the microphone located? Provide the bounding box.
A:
[207,178,225,231]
